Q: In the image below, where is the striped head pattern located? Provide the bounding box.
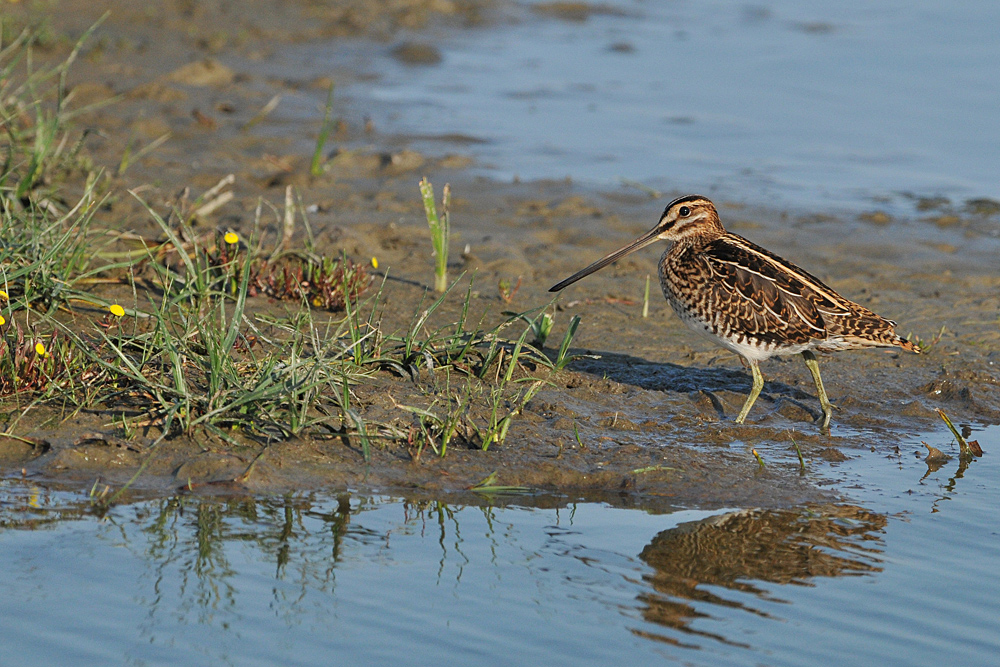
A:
[651,195,725,242]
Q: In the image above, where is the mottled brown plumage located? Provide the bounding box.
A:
[550,195,918,429]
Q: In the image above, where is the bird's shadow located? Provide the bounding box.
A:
[563,349,822,421]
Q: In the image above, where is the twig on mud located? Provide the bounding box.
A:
[191,174,236,219]
[631,464,681,474]
[243,94,282,130]
[0,431,50,449]
[273,185,296,260]
[936,408,983,458]
[235,445,271,484]
[469,471,531,495]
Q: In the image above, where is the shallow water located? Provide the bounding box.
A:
[2,425,997,666]
[293,0,1000,213]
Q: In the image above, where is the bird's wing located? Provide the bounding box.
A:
[699,236,856,346]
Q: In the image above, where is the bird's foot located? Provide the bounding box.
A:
[816,401,836,433]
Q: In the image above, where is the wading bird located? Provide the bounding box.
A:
[549,195,918,429]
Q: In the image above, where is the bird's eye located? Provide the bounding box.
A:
[678,206,690,217]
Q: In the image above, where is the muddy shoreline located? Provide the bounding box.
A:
[2,0,998,508]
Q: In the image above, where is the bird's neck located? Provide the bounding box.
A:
[673,225,725,250]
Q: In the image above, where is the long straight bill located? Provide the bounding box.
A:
[549,226,663,292]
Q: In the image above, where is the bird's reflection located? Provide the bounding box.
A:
[636,505,886,645]
[0,481,915,654]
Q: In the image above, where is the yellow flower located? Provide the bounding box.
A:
[109,304,126,317]
[312,296,323,307]
[224,232,239,245]
[0,290,8,300]
[371,256,378,269]
[0,315,5,326]
[34,342,48,358]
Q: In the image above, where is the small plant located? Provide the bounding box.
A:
[0,324,74,396]
[310,83,336,177]
[498,276,521,303]
[419,177,450,292]
[339,373,371,461]
[531,312,554,348]
[481,327,545,451]
[553,315,582,370]
[397,370,479,458]
[514,310,554,348]
[248,254,372,311]
[907,324,947,353]
[789,434,806,471]
[116,413,136,440]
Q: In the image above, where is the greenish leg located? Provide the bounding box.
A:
[735,359,764,424]
[802,350,833,431]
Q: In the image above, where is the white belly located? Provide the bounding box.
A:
[669,299,813,362]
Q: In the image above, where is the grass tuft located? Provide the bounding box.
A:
[419,177,450,292]
[0,24,597,485]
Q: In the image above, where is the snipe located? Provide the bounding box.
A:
[549,195,918,429]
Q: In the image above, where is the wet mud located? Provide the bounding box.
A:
[3,0,999,508]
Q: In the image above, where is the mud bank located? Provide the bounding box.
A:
[2,0,998,507]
